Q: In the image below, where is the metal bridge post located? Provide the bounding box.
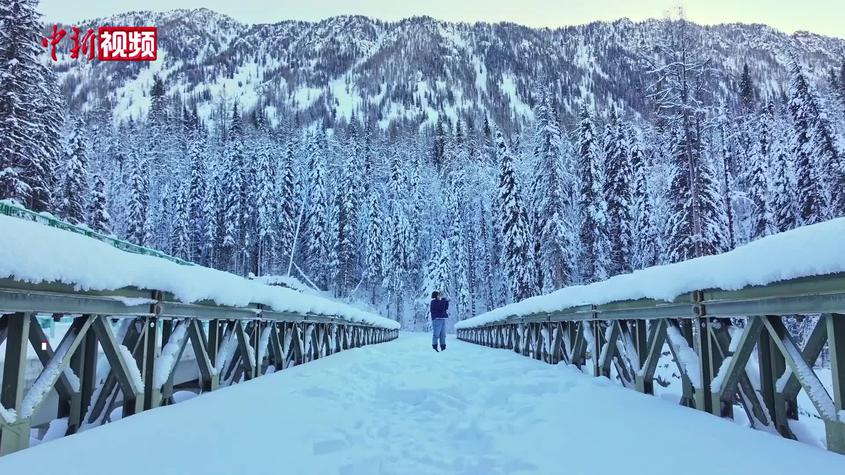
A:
[207,319,221,369]
[0,313,30,455]
[67,315,98,434]
[142,317,160,411]
[692,316,716,414]
[758,315,795,438]
[591,319,602,377]
[825,313,845,454]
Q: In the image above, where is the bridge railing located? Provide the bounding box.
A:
[457,273,845,454]
[0,205,399,455]
[0,280,398,455]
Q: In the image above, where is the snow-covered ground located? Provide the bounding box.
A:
[458,217,845,329]
[0,215,398,329]
[1,333,842,474]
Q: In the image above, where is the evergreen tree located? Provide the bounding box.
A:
[305,132,332,289]
[838,62,845,118]
[222,104,246,272]
[603,110,633,276]
[276,139,297,264]
[0,0,57,211]
[647,14,727,262]
[254,138,277,275]
[187,136,208,262]
[576,107,610,282]
[334,150,358,295]
[629,128,657,268]
[422,230,451,314]
[126,149,149,246]
[59,117,90,224]
[788,63,828,225]
[496,130,533,302]
[747,106,775,239]
[364,187,385,303]
[445,181,470,319]
[88,173,111,234]
[530,89,574,290]
[172,183,191,259]
[665,124,727,262]
[739,63,756,113]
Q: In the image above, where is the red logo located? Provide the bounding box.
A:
[41,25,157,62]
[98,26,157,61]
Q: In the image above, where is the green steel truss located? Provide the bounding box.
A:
[0,280,398,455]
[457,272,845,454]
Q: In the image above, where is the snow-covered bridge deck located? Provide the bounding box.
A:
[0,333,842,474]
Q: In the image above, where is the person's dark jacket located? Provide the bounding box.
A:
[430,298,449,320]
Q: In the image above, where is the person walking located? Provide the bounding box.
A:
[430,291,448,351]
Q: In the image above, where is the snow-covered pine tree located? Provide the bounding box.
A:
[838,62,845,119]
[305,131,332,289]
[0,0,58,211]
[187,135,208,262]
[788,62,829,226]
[422,229,451,309]
[739,63,756,113]
[496,130,533,302]
[203,160,222,267]
[385,202,411,322]
[712,106,738,249]
[254,137,277,275]
[222,103,246,272]
[628,127,657,269]
[333,149,358,295]
[664,123,727,262]
[647,13,727,262]
[88,173,111,234]
[769,102,798,233]
[276,139,297,265]
[603,109,633,276]
[364,186,385,303]
[747,104,775,239]
[171,182,191,259]
[37,67,65,214]
[445,181,470,320]
[125,149,149,246]
[59,116,90,224]
[530,88,574,291]
[575,106,610,282]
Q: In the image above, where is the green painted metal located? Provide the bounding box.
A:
[636,319,667,395]
[709,318,764,417]
[825,314,845,453]
[0,313,30,455]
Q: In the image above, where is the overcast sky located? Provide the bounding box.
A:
[38,0,844,39]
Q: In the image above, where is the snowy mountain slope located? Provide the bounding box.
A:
[52,9,845,131]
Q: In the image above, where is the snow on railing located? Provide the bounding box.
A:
[0,200,194,266]
[457,217,845,329]
[0,210,399,330]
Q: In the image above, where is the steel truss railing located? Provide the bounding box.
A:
[457,273,845,454]
[0,279,398,455]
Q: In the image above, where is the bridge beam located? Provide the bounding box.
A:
[825,313,845,454]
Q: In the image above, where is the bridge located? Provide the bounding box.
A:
[1,206,845,473]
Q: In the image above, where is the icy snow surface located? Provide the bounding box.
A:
[0,215,398,330]
[458,218,845,329]
[0,334,841,474]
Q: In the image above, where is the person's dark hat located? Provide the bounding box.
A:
[431,291,439,299]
